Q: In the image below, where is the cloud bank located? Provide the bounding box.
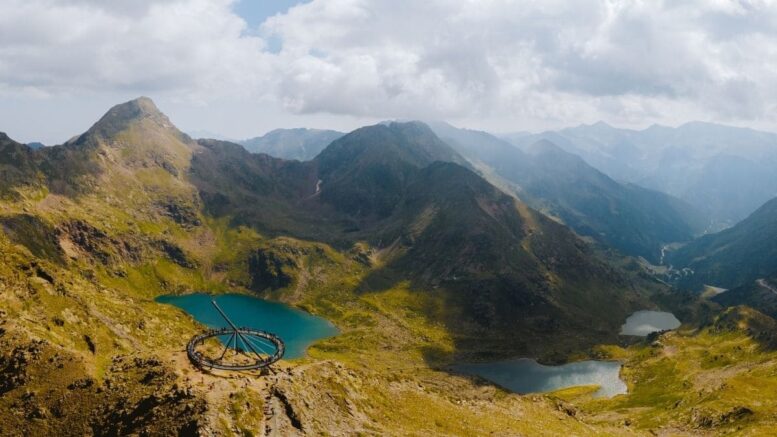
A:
[2,0,777,135]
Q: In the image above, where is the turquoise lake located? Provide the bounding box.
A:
[156,293,339,359]
[453,358,627,398]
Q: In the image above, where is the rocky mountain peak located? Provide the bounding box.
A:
[84,96,178,141]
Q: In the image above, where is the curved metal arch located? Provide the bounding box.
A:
[186,299,286,371]
[187,327,285,370]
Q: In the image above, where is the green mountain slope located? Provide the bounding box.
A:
[0,99,224,435]
[0,133,41,199]
[191,120,652,358]
[669,197,777,289]
[713,275,777,319]
[315,121,470,220]
[361,161,643,357]
[189,138,338,240]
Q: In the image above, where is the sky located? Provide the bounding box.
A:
[1,0,777,144]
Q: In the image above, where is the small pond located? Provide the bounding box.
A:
[156,293,338,359]
[620,310,681,336]
[453,358,627,398]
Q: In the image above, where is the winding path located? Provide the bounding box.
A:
[756,278,777,297]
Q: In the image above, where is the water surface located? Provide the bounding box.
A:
[620,310,681,336]
[156,293,338,359]
[453,358,627,398]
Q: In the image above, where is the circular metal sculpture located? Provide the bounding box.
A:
[187,300,285,371]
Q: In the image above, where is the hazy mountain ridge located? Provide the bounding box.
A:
[25,141,45,149]
[507,121,777,227]
[431,122,704,263]
[240,127,344,161]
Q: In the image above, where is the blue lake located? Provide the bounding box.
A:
[455,310,683,397]
[156,293,338,359]
[453,358,627,398]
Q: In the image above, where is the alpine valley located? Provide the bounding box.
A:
[1,97,776,436]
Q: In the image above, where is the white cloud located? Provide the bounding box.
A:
[0,0,269,98]
[258,0,777,130]
[2,0,777,137]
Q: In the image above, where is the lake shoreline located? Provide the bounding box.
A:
[156,292,339,359]
[450,357,628,398]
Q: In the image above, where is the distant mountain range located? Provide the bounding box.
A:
[430,122,704,263]
[507,121,777,228]
[240,128,344,161]
[232,120,711,264]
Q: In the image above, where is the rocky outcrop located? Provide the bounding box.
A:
[90,356,206,436]
[265,361,370,436]
[0,331,206,437]
[58,219,195,269]
[0,215,64,263]
[59,220,142,265]
[157,198,202,229]
[710,306,777,350]
[247,239,340,295]
[249,248,298,291]
[154,239,196,268]
[690,406,754,428]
